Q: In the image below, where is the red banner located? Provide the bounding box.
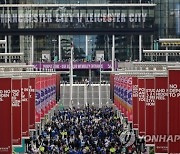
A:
[50,75,54,109]
[113,75,118,109]
[35,77,41,123]
[0,78,12,153]
[110,74,114,102]
[56,74,60,101]
[21,78,29,138]
[127,77,132,122]
[53,74,57,107]
[155,77,168,153]
[138,78,145,136]
[12,78,22,146]
[45,77,49,115]
[117,76,121,110]
[29,78,36,130]
[132,77,138,129]
[168,69,180,153]
[145,78,155,146]
[48,76,51,111]
[121,76,125,115]
[124,76,128,118]
[40,77,45,119]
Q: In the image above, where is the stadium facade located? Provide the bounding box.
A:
[0,0,179,79]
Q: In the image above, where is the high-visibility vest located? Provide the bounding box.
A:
[110,147,116,153]
[85,146,89,150]
[61,131,67,136]
[64,131,67,136]
[65,147,69,152]
[39,146,45,152]
[114,116,118,120]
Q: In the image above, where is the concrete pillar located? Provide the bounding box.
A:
[31,35,34,65]
[85,35,88,58]
[166,46,168,62]
[89,69,91,82]
[84,84,87,107]
[139,35,142,62]
[5,36,7,63]
[112,35,115,71]
[70,46,74,108]
[58,35,61,61]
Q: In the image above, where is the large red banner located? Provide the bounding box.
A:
[0,78,12,153]
[48,76,51,111]
[21,78,29,138]
[120,76,125,115]
[40,77,45,119]
[56,74,60,101]
[53,74,57,107]
[155,77,168,153]
[168,69,180,153]
[12,78,22,146]
[35,77,41,123]
[132,77,138,129]
[45,77,49,115]
[127,77,132,122]
[117,76,121,111]
[138,78,146,136]
[113,75,119,109]
[29,78,36,130]
[50,75,54,109]
[123,76,128,118]
[110,74,114,102]
[145,78,155,146]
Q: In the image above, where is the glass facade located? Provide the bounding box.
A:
[154,0,180,38]
[0,0,179,63]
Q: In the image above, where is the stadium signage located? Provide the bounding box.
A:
[34,61,116,70]
[0,12,147,23]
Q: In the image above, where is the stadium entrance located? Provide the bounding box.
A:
[0,3,156,81]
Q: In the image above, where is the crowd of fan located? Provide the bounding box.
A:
[28,107,147,153]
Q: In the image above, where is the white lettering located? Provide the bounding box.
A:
[0,12,147,23]
[142,13,147,22]
[12,89,20,107]
[170,84,177,89]
[121,13,126,22]
[129,13,134,22]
